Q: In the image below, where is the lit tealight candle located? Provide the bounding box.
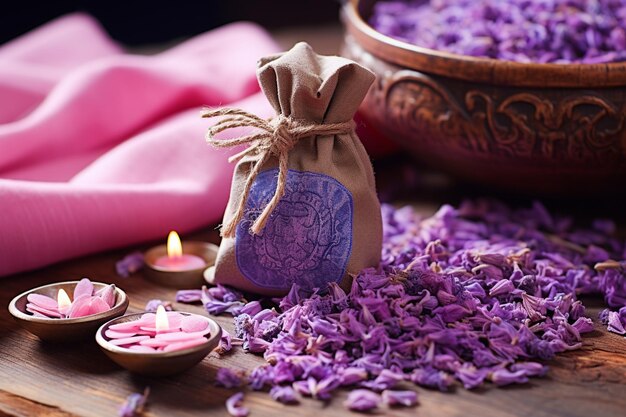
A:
[154,231,207,271]
[57,289,72,316]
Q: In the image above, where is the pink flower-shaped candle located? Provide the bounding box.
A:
[25,278,116,319]
[104,305,212,353]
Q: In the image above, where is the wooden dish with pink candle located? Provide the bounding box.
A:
[95,306,222,376]
[8,278,129,342]
[144,231,218,289]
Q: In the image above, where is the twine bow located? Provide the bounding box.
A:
[202,108,355,238]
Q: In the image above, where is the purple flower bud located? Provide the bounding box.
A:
[175,289,203,303]
[269,385,299,404]
[216,368,244,389]
[607,311,626,335]
[116,252,144,278]
[225,392,248,417]
[119,388,149,417]
[144,299,172,313]
[344,389,381,412]
[381,390,418,407]
[491,369,528,386]
[339,367,369,386]
[489,279,515,297]
[216,329,233,354]
[239,301,263,316]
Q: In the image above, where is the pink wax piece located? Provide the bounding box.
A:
[31,311,49,318]
[87,296,110,315]
[74,277,94,299]
[105,329,137,339]
[155,331,209,343]
[109,335,150,346]
[26,303,62,318]
[163,338,208,352]
[180,315,209,333]
[128,345,157,353]
[67,296,91,318]
[27,293,58,311]
[109,318,152,331]
[140,326,179,333]
[139,339,170,348]
[153,254,206,271]
[96,284,116,307]
[141,313,156,321]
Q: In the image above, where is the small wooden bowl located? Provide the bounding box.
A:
[95,312,221,376]
[143,241,218,289]
[342,0,626,194]
[8,281,129,343]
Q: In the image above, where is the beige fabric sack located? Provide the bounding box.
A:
[203,42,382,295]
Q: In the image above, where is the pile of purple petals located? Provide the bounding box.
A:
[180,200,625,412]
[370,0,626,63]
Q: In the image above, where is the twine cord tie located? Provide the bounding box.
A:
[202,107,355,237]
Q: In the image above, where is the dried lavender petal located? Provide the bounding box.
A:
[344,389,381,412]
[269,385,299,404]
[119,387,149,417]
[116,252,144,278]
[216,329,233,354]
[144,299,173,313]
[239,301,263,316]
[216,368,244,389]
[225,392,249,417]
[381,390,418,407]
[607,311,626,335]
[491,369,528,386]
[176,289,203,303]
[202,285,245,315]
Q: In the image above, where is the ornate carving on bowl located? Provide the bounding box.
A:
[343,34,626,190]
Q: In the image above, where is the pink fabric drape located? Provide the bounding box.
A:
[0,14,279,276]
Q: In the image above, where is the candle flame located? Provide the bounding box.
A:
[155,305,169,332]
[166,231,183,258]
[57,289,72,309]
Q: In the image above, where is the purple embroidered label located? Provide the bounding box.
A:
[235,169,353,290]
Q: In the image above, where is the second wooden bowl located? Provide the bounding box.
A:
[96,312,222,376]
[342,0,626,194]
[8,281,129,343]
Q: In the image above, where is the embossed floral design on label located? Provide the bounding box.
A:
[235,169,353,290]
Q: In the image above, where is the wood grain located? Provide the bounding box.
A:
[1,221,625,417]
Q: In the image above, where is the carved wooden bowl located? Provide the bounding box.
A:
[342,0,626,194]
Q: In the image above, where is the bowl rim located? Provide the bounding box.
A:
[343,0,626,87]
[8,280,129,325]
[95,312,222,359]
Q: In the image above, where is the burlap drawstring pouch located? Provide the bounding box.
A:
[202,42,382,295]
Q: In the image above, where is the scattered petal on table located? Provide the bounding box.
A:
[225,392,249,417]
[119,387,150,417]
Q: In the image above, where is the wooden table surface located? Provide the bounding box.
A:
[1,199,626,417]
[2,23,626,417]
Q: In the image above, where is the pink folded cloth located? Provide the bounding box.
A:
[0,14,279,277]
